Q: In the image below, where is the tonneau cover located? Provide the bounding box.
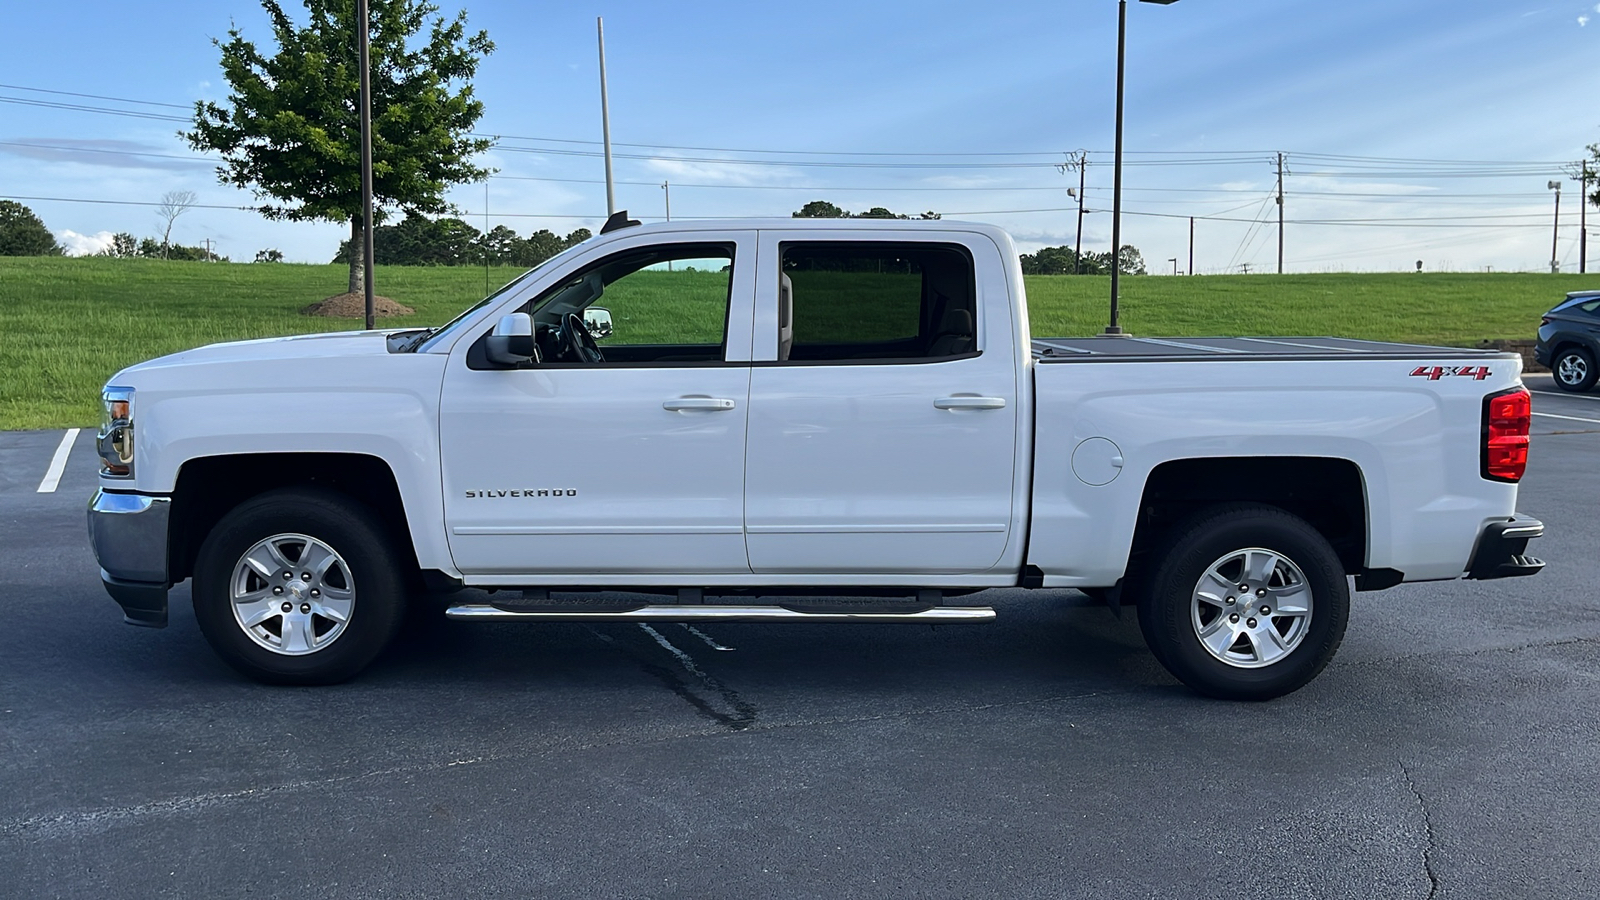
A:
[1032,336,1515,363]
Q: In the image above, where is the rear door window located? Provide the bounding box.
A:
[776,242,977,363]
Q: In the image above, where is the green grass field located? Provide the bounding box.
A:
[1,255,1590,430]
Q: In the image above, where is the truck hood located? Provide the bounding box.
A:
[116,330,397,377]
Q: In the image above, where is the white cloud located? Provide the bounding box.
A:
[55,229,116,256]
[1581,14,1590,26]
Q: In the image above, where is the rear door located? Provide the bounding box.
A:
[742,231,1019,576]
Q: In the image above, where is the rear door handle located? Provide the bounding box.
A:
[934,396,1007,410]
[663,397,737,411]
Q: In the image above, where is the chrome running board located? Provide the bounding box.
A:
[443,603,996,624]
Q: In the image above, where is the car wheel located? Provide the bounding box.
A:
[1135,504,1350,701]
[1553,347,1598,392]
[192,488,407,685]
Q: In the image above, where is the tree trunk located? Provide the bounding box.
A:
[348,216,365,294]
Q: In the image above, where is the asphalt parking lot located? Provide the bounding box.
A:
[1,375,1597,899]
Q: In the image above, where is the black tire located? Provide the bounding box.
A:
[1135,504,1349,701]
[192,487,407,685]
[1552,346,1598,393]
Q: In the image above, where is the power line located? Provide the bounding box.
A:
[0,82,192,109]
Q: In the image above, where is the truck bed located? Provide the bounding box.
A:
[1032,336,1515,363]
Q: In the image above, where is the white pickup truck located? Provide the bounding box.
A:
[87,216,1545,699]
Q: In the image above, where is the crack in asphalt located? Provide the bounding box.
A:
[0,689,1103,843]
[1347,634,1600,669]
[1399,762,1442,900]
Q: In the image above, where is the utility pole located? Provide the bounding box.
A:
[1059,151,1089,274]
[1188,215,1194,276]
[357,0,376,329]
[201,237,214,262]
[1582,161,1590,274]
[662,181,672,271]
[598,17,616,216]
[1241,262,1251,275]
[1275,151,1286,275]
[1168,257,1178,276]
[1549,180,1562,274]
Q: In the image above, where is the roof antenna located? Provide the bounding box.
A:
[601,210,640,234]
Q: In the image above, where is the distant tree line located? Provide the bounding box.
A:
[331,212,592,267]
[97,232,227,262]
[1020,244,1147,276]
[792,200,942,220]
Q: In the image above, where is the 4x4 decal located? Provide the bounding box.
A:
[1410,365,1492,381]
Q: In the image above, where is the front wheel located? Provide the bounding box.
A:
[192,488,407,685]
[1553,346,1597,392]
[1136,504,1350,701]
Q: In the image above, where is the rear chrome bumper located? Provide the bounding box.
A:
[1465,515,1545,580]
[87,489,170,627]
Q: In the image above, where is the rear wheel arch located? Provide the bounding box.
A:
[1127,456,1369,577]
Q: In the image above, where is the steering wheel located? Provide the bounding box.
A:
[562,312,604,364]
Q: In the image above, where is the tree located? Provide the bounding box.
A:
[186,0,495,293]
[0,201,62,256]
[255,248,284,263]
[97,232,139,258]
[793,200,849,218]
[155,190,198,259]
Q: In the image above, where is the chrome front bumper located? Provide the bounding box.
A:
[87,489,171,627]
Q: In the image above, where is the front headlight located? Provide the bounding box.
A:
[98,386,135,477]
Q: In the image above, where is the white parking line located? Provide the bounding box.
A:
[1532,411,1600,425]
[36,429,81,493]
[1531,388,1600,403]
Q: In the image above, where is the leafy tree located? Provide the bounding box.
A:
[0,201,62,256]
[520,228,569,266]
[255,248,285,262]
[97,232,139,258]
[474,224,522,265]
[1020,245,1083,275]
[186,0,495,293]
[793,200,849,218]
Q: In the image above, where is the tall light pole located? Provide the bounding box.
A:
[598,17,616,216]
[1107,0,1180,335]
[1549,180,1562,275]
[356,0,376,330]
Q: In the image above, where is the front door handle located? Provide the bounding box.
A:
[934,396,1007,410]
[663,397,737,412]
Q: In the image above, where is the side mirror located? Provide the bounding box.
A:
[485,313,539,366]
[583,306,614,340]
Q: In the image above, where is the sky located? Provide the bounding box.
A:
[2,0,1599,274]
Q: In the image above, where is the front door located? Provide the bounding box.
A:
[440,235,755,577]
[743,232,1020,576]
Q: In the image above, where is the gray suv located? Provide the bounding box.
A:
[1536,291,1600,392]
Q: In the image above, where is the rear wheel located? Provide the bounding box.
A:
[1553,346,1597,392]
[1135,504,1349,701]
[193,488,407,685]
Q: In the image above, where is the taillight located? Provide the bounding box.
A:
[1482,387,1530,482]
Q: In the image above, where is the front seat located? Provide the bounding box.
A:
[778,273,795,361]
[926,305,974,356]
